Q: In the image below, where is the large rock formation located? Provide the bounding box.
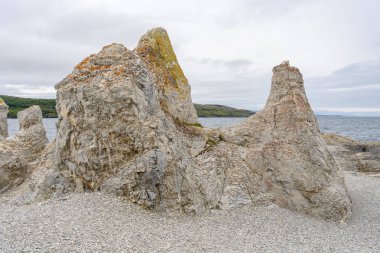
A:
[15,28,350,221]
[324,133,380,172]
[0,106,48,192]
[43,38,204,203]
[0,98,8,139]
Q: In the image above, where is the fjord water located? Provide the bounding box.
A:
[199,116,380,142]
[7,116,380,142]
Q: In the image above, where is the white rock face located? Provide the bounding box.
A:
[0,98,8,139]
[0,106,48,192]
[28,29,351,221]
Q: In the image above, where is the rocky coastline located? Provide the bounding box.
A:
[0,27,379,252]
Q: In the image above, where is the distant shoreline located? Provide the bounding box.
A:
[1,95,256,118]
[2,95,380,118]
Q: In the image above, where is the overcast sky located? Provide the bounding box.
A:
[1,0,379,115]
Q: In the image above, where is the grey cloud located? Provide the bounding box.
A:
[0,84,55,98]
[0,1,155,95]
[374,41,380,48]
[307,60,380,90]
[225,59,253,71]
[236,0,312,19]
[191,59,380,113]
[0,0,379,115]
[42,11,150,46]
[308,88,380,108]
[191,74,271,110]
[196,58,253,72]
[305,60,380,112]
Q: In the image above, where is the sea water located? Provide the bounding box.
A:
[6,116,380,142]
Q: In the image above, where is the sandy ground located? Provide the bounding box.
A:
[0,172,379,253]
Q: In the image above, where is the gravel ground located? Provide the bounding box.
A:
[0,172,379,253]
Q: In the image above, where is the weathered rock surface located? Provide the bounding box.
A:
[0,98,8,139]
[0,106,48,192]
[323,133,380,172]
[44,38,205,204]
[134,27,198,124]
[11,29,351,221]
[211,61,352,220]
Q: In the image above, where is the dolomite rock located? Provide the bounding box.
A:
[0,106,48,192]
[323,133,380,172]
[0,98,8,139]
[134,27,198,124]
[48,39,204,204]
[208,61,352,220]
[30,29,350,221]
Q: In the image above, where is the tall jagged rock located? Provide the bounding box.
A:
[27,29,350,221]
[213,60,352,220]
[49,41,203,203]
[0,98,8,139]
[134,27,198,124]
[0,106,48,192]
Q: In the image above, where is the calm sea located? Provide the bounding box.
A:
[6,116,380,142]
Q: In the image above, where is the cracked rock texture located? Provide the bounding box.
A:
[8,28,351,221]
[215,61,352,220]
[134,27,198,124]
[0,105,48,192]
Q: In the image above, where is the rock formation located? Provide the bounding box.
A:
[5,28,351,221]
[0,106,48,192]
[0,98,8,139]
[324,133,380,172]
[210,61,352,220]
[43,37,204,203]
[134,28,198,124]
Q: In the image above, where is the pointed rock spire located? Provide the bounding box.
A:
[134,27,198,124]
[220,60,351,221]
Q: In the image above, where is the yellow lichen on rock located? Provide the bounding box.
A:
[135,27,198,124]
[0,98,4,105]
[75,55,111,72]
[135,27,187,92]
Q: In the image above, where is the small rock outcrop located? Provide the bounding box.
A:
[324,133,380,172]
[15,28,351,221]
[0,106,48,192]
[0,98,8,139]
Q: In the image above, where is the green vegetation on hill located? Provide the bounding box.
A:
[0,96,255,118]
[194,104,255,117]
[0,95,57,118]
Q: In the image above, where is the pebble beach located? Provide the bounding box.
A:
[1,172,379,253]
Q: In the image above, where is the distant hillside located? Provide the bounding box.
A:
[194,104,255,117]
[0,95,57,118]
[0,96,255,118]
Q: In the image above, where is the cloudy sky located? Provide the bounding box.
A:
[1,0,379,115]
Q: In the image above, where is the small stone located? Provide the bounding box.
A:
[0,98,8,139]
